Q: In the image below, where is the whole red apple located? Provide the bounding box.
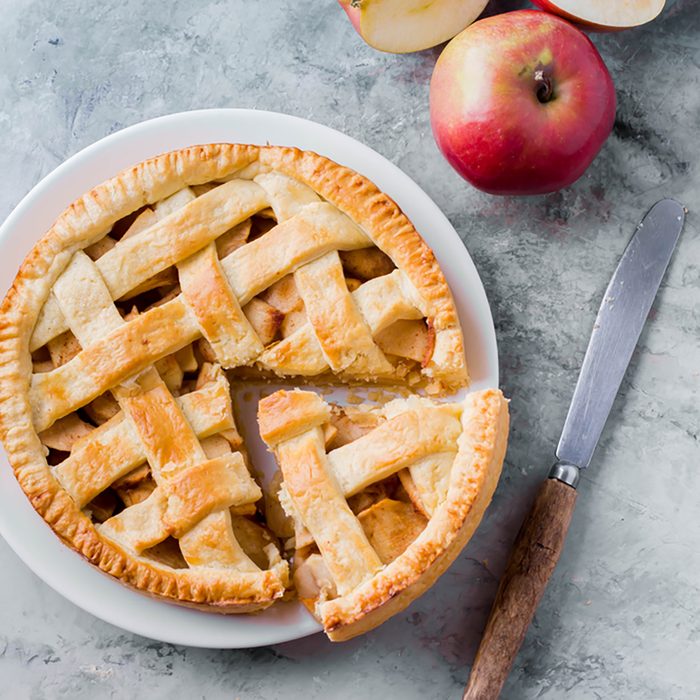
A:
[430,10,616,195]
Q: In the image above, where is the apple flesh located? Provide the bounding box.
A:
[337,0,489,54]
[430,10,616,196]
[531,0,666,31]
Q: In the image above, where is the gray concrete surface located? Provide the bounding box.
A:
[0,1,698,698]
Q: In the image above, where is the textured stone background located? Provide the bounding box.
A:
[1,1,698,698]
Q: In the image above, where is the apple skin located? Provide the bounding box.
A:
[338,0,362,34]
[430,10,616,196]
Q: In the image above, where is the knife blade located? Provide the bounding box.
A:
[555,198,686,476]
[463,198,686,700]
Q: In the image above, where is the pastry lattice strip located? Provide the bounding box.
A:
[47,250,269,575]
[53,374,236,508]
[29,174,430,432]
[258,391,459,595]
[258,252,408,377]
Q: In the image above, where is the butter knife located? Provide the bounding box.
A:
[463,198,686,700]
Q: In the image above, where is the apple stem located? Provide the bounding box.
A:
[534,68,554,104]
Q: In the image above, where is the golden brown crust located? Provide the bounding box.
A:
[258,390,330,446]
[0,143,470,616]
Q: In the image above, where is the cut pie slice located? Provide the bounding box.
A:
[258,388,508,641]
[0,143,505,631]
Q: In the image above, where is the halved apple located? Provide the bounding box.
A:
[338,0,489,53]
[531,0,666,31]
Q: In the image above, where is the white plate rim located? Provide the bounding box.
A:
[0,108,498,648]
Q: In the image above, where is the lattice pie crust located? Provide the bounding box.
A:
[0,144,508,640]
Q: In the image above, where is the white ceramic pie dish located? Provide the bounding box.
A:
[0,109,498,648]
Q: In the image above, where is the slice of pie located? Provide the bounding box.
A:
[0,144,508,634]
[258,388,508,640]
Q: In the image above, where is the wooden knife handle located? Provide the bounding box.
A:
[463,477,577,700]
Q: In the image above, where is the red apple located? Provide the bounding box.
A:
[337,0,489,54]
[430,11,616,195]
[531,0,666,31]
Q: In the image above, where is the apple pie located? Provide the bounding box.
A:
[0,144,508,637]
